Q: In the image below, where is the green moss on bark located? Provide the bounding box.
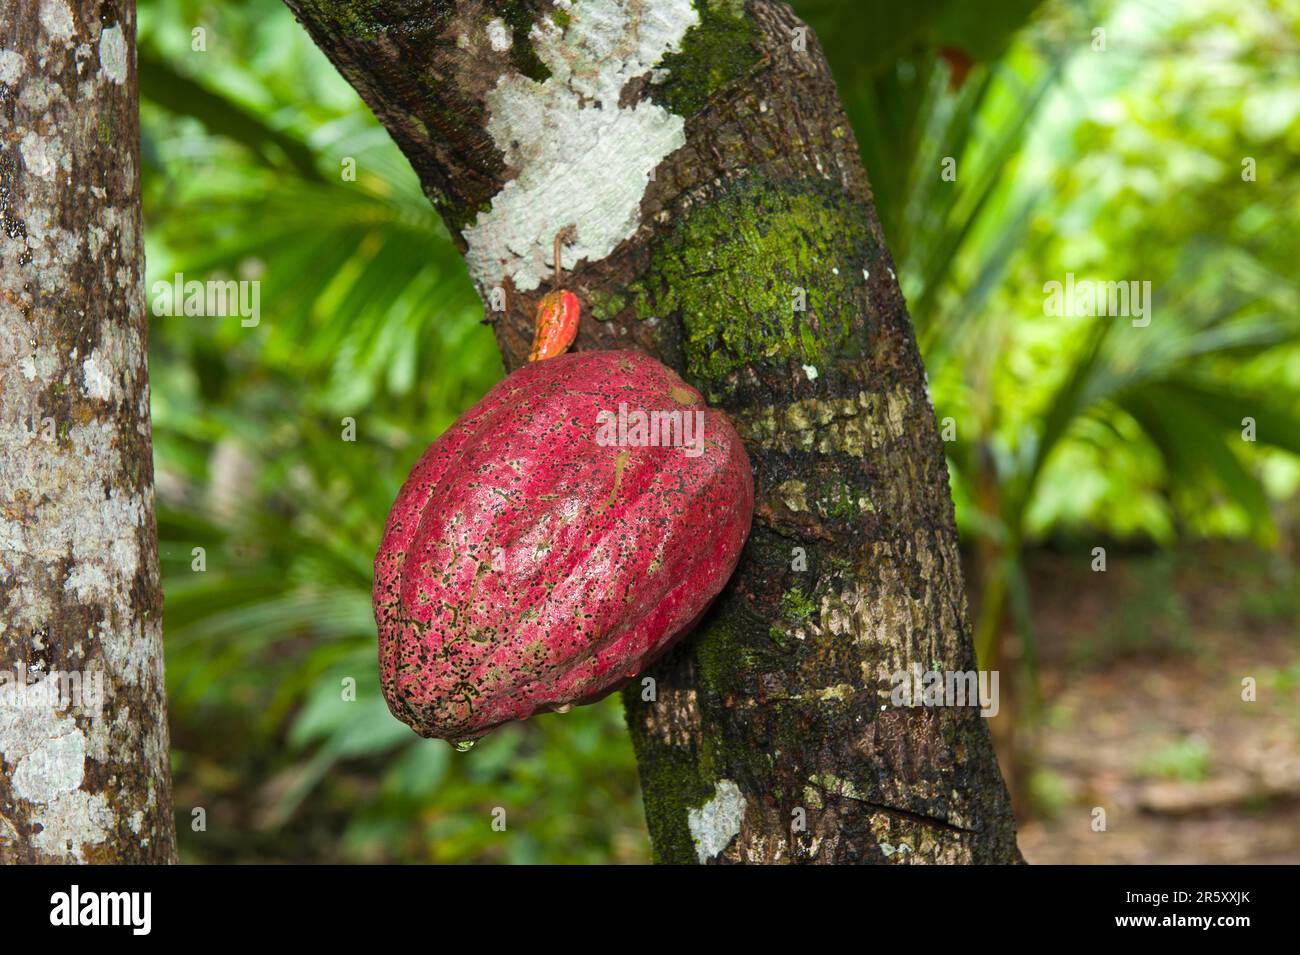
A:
[586,289,628,322]
[293,0,455,40]
[622,685,716,864]
[633,176,877,393]
[780,587,816,620]
[650,0,761,117]
[292,0,386,39]
[497,1,551,82]
[692,612,754,694]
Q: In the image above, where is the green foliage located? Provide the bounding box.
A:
[1027,766,1073,818]
[797,0,1046,81]
[1140,737,1213,783]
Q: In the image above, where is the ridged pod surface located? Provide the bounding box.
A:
[374,350,753,741]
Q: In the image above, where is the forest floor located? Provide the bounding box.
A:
[1007,543,1300,864]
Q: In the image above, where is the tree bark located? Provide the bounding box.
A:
[286,0,1021,862]
[0,0,176,862]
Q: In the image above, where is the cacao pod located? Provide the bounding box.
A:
[374,350,753,742]
[528,289,581,362]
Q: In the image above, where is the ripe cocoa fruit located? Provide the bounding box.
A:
[374,350,753,741]
[528,289,580,362]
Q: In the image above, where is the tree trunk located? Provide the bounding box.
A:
[0,0,176,863]
[286,0,1021,863]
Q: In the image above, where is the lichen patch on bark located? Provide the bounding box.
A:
[97,25,127,85]
[687,777,745,862]
[0,678,110,860]
[462,0,698,293]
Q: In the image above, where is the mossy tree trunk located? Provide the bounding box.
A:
[287,0,1021,863]
[0,0,177,863]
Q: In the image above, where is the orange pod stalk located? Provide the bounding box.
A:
[528,289,580,362]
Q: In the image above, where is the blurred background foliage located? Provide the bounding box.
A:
[140,0,1300,863]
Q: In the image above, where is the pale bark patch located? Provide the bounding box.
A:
[485,18,512,52]
[687,778,745,862]
[0,678,109,860]
[38,0,75,43]
[98,25,127,85]
[462,0,698,293]
[0,50,26,85]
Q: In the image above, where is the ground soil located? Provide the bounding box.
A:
[1005,544,1300,864]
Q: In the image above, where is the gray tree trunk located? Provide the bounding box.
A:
[0,0,176,863]
[286,0,1022,863]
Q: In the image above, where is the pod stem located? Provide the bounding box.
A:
[552,224,576,289]
[554,231,564,289]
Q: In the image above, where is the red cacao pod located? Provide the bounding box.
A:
[374,350,753,742]
[528,289,580,362]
